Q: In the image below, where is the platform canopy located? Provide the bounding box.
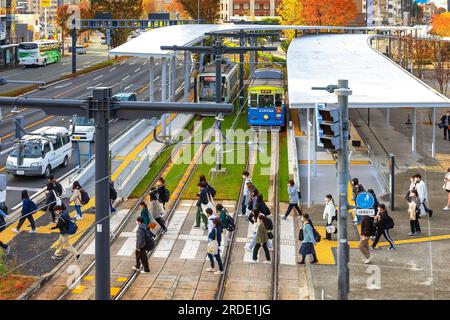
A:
[109,24,416,58]
[287,34,450,109]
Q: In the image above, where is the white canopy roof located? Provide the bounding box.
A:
[287,34,450,108]
[109,24,417,58]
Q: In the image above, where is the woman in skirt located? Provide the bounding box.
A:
[298,213,318,264]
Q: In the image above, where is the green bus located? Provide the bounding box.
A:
[18,40,62,67]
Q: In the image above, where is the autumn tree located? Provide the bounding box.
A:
[431,12,450,37]
[165,0,191,19]
[176,0,220,23]
[90,0,143,48]
[299,0,356,26]
[142,0,158,14]
[277,0,304,41]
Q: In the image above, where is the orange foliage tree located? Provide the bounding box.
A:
[142,0,158,14]
[300,0,357,26]
[431,12,450,37]
[165,0,191,19]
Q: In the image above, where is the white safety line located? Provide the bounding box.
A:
[180,240,201,260]
[122,75,130,81]
[279,215,296,265]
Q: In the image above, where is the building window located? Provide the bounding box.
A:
[243,3,249,9]
[264,3,269,9]
[233,3,240,9]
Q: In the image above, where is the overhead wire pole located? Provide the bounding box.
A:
[0,91,233,300]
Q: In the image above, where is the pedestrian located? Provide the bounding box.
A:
[246,208,260,252]
[45,183,58,223]
[255,194,271,216]
[242,181,254,216]
[241,171,252,216]
[283,180,301,219]
[206,218,223,275]
[149,192,167,234]
[110,179,117,213]
[48,175,65,198]
[50,205,80,260]
[367,189,380,213]
[351,178,365,225]
[443,168,450,211]
[139,201,152,228]
[323,194,336,240]
[371,204,396,251]
[194,182,209,229]
[12,190,37,234]
[298,213,318,264]
[359,214,375,264]
[408,190,421,235]
[440,110,450,141]
[217,203,232,247]
[156,177,170,209]
[414,174,433,218]
[0,206,10,254]
[70,181,83,220]
[133,216,151,274]
[205,207,217,234]
[200,175,216,198]
[249,188,260,212]
[251,214,271,264]
[263,214,274,251]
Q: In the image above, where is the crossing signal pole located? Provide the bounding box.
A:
[313,80,352,300]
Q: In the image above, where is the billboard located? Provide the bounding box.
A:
[41,0,51,8]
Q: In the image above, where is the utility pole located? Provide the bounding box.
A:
[336,79,352,300]
[0,89,232,300]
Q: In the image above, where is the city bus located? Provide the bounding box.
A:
[18,40,62,67]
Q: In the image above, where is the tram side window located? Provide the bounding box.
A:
[258,94,274,107]
[275,94,282,107]
[250,94,258,108]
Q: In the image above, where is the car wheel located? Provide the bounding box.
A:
[44,165,52,178]
[61,156,69,168]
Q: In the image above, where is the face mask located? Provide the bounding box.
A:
[300,217,304,222]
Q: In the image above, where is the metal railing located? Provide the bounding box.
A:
[366,143,390,195]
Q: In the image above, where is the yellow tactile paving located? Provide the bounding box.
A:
[71,285,86,294]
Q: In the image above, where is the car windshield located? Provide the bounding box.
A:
[9,141,42,159]
[74,117,94,126]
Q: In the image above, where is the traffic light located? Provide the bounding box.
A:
[316,105,341,151]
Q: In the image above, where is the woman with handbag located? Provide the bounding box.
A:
[149,192,167,234]
[323,194,336,240]
[298,213,318,264]
[408,190,421,235]
[206,218,223,275]
[371,204,396,251]
[443,168,450,211]
[139,201,153,229]
[251,214,271,264]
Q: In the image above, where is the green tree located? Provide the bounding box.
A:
[91,0,143,48]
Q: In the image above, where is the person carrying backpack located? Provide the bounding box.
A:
[48,175,65,198]
[50,206,80,261]
[371,204,396,251]
[12,190,37,234]
[351,178,365,225]
[241,171,252,216]
[156,177,170,209]
[110,179,117,213]
[298,213,318,264]
[149,192,167,234]
[133,216,153,274]
[200,175,216,198]
[70,181,85,220]
[216,203,234,247]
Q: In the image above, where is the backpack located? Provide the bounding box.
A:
[55,182,65,197]
[110,182,117,200]
[0,202,8,215]
[313,228,321,243]
[80,189,90,205]
[162,188,170,203]
[64,217,78,235]
[265,216,273,230]
[224,214,235,232]
[144,229,156,251]
[207,185,216,198]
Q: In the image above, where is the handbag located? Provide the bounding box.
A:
[267,231,274,239]
[149,222,157,229]
[326,225,336,234]
[201,192,215,213]
[298,228,304,241]
[207,229,218,255]
[53,190,62,206]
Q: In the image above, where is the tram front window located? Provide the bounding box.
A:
[258,94,274,107]
[199,76,216,100]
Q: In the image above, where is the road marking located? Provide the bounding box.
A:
[109,67,117,72]
[180,240,200,259]
[55,82,72,89]
[154,76,160,81]
[93,75,103,81]
[122,75,130,81]
[123,84,133,91]
[143,61,147,65]
[6,186,41,192]
[243,223,255,263]
[0,115,55,141]
[134,68,141,73]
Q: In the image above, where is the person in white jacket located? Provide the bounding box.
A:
[443,168,450,211]
[414,174,433,218]
[323,194,336,240]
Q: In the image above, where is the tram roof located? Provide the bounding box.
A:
[109,24,418,58]
[287,34,450,109]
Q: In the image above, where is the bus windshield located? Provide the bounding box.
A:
[258,95,275,107]
[74,117,95,126]
[9,141,42,159]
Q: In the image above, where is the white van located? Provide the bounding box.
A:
[5,126,72,178]
[69,116,95,142]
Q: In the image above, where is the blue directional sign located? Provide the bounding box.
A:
[356,192,375,209]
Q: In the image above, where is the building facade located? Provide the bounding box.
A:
[364,0,404,25]
[226,0,282,20]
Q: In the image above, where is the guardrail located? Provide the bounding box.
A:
[366,143,389,195]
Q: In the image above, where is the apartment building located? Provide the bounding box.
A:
[226,0,282,19]
[364,0,404,25]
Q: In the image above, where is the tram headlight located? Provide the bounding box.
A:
[263,114,269,120]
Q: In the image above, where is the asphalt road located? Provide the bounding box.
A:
[0,55,187,208]
[0,42,110,94]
